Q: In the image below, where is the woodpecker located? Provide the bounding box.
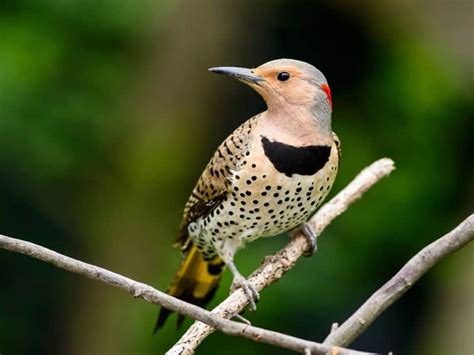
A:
[155,59,340,331]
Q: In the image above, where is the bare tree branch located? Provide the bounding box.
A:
[0,233,371,355]
[0,235,378,355]
[168,158,396,354]
[3,157,470,354]
[323,214,474,347]
[0,158,395,355]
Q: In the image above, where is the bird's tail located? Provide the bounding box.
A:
[154,242,225,332]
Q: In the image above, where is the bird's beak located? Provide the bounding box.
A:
[209,66,262,85]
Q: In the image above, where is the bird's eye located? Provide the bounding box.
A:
[277,72,290,81]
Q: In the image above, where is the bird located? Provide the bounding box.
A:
[155,58,340,331]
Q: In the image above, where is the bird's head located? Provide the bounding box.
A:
[209,59,332,119]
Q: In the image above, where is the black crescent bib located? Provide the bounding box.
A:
[261,136,331,177]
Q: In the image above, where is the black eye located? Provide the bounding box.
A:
[277,72,290,81]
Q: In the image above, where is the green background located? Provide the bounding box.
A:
[0,1,473,354]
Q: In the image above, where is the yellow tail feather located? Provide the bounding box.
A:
[154,243,224,332]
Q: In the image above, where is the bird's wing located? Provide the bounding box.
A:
[174,116,257,249]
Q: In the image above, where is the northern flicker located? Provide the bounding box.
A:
[155,59,340,331]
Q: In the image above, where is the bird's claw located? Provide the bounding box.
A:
[232,313,252,325]
[231,275,260,311]
[300,223,317,257]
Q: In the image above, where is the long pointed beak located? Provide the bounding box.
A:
[208,66,262,84]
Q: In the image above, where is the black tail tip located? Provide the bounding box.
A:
[154,307,187,334]
[154,307,172,334]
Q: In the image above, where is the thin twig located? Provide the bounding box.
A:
[168,158,396,354]
[323,214,474,346]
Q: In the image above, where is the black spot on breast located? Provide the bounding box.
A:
[261,136,331,177]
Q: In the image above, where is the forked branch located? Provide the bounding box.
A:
[0,158,399,354]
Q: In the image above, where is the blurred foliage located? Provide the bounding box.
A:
[0,1,472,355]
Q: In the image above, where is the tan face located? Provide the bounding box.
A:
[209,59,332,111]
[250,65,320,107]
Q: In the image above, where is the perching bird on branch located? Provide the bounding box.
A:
[156,59,340,331]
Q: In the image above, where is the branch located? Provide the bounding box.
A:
[4,158,470,355]
[0,158,394,355]
[0,233,371,355]
[323,214,474,346]
[0,159,394,354]
[168,158,396,354]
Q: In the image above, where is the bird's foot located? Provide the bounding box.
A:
[292,223,318,257]
[232,313,252,325]
[231,274,260,311]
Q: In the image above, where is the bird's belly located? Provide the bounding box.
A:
[194,151,338,254]
[235,159,337,241]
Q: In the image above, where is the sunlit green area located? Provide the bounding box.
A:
[1,1,472,354]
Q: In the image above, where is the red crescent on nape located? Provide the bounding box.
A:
[321,83,332,108]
